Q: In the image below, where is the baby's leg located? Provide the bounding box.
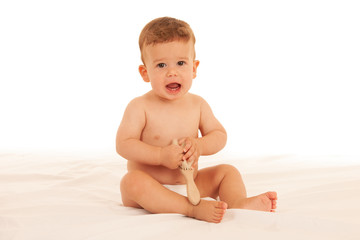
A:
[120,170,227,223]
[195,164,277,212]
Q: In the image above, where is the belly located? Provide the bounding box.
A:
[127,161,198,184]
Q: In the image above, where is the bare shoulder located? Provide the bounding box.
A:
[187,93,212,112]
[126,94,147,109]
[123,93,153,117]
[187,93,208,106]
[117,94,149,140]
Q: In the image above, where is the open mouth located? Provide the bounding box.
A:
[166,83,181,92]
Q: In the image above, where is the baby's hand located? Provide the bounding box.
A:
[159,144,184,169]
[178,137,201,168]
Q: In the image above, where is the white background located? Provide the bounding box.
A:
[1,0,359,157]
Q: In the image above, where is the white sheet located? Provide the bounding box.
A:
[1,153,360,240]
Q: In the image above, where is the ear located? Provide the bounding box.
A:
[139,65,150,82]
[192,60,200,79]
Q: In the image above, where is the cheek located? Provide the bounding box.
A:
[179,65,192,75]
[186,67,195,79]
[147,70,161,81]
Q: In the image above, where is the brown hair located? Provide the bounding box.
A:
[139,17,196,64]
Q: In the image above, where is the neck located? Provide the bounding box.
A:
[147,90,189,104]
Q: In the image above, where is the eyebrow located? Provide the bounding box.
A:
[152,57,189,64]
[152,58,166,64]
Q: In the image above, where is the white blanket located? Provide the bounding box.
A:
[1,153,360,240]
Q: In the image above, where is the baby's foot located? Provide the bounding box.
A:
[189,200,228,223]
[236,191,277,212]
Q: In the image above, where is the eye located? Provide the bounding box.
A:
[177,61,186,66]
[157,63,166,68]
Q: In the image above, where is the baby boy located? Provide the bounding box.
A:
[117,17,277,223]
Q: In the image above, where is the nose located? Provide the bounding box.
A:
[166,67,177,77]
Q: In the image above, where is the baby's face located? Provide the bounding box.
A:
[140,40,199,101]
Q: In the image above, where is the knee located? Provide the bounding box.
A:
[218,164,239,173]
[216,164,241,177]
[120,170,151,196]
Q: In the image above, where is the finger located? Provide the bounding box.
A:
[178,138,188,149]
[187,158,194,167]
[177,160,183,168]
[191,156,199,167]
[183,146,194,160]
[183,139,192,152]
[188,154,198,165]
[171,143,183,152]
[177,145,185,154]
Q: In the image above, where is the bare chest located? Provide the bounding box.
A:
[141,105,200,146]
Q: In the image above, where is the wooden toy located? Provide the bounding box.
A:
[172,139,201,205]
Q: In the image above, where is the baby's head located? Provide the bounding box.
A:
[138,17,199,101]
[139,17,196,65]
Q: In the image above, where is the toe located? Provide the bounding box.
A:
[215,207,226,214]
[268,191,278,200]
[216,201,228,210]
[272,199,277,207]
[214,212,225,218]
[213,215,223,223]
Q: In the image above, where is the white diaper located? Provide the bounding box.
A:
[163,184,188,197]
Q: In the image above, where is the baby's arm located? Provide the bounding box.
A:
[181,97,227,161]
[198,98,227,154]
[116,98,183,169]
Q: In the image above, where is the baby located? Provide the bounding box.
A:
[117,17,277,223]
